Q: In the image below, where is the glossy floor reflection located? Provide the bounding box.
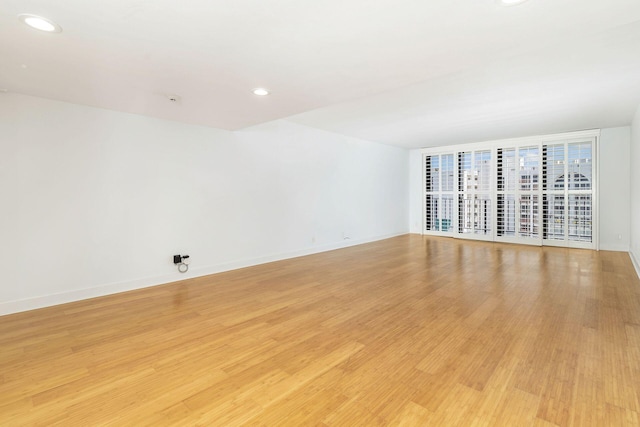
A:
[1,235,639,425]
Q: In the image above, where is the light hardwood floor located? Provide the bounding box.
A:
[1,235,640,426]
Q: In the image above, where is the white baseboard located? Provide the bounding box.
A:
[599,243,631,252]
[630,250,640,280]
[0,232,407,316]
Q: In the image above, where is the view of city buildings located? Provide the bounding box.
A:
[425,141,593,244]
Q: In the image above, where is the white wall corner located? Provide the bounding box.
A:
[630,250,640,280]
[408,149,424,234]
[631,104,640,281]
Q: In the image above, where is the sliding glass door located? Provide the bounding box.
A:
[422,131,597,249]
[542,139,594,249]
[457,150,492,240]
[496,145,541,245]
[424,153,455,236]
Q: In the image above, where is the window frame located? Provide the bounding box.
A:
[423,152,456,237]
[421,130,599,250]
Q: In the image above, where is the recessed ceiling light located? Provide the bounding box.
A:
[18,14,62,33]
[252,88,270,96]
[498,0,529,5]
[497,0,528,5]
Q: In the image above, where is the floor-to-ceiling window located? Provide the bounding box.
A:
[424,153,455,236]
[422,130,598,249]
[457,149,492,241]
[542,139,594,248]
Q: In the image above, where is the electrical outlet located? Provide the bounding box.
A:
[174,254,190,273]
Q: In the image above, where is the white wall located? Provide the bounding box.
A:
[630,105,640,276]
[599,127,631,251]
[0,93,409,315]
[408,149,423,234]
[408,127,632,250]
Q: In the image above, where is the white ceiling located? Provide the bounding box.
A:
[1,0,640,148]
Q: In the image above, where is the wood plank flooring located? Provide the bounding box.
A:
[1,235,640,426]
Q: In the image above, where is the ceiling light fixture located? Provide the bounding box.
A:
[18,14,62,33]
[497,0,529,5]
[252,88,270,96]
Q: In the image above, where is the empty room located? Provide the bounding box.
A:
[2,0,640,425]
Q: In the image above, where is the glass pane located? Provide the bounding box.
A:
[497,194,516,237]
[425,155,439,193]
[441,154,454,192]
[474,194,492,235]
[497,148,516,192]
[426,195,455,233]
[543,194,565,240]
[425,156,432,193]
[440,194,454,232]
[458,152,472,192]
[426,195,438,231]
[458,194,473,234]
[568,195,592,242]
[475,150,492,193]
[432,156,440,192]
[568,142,592,190]
[519,146,539,191]
[519,195,539,238]
[543,144,565,191]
